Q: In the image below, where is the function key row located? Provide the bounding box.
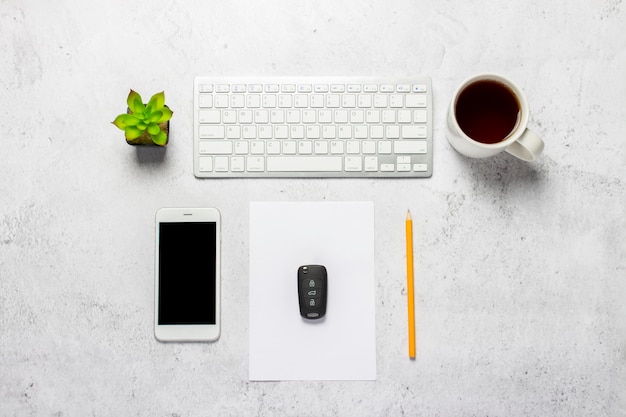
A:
[198,83,428,94]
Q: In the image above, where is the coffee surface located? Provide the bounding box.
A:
[455,80,520,144]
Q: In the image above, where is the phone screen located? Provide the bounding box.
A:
[158,222,217,325]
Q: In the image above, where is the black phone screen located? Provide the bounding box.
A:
[158,222,217,325]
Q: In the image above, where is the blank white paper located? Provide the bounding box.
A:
[249,201,376,381]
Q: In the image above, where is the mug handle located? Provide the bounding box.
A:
[505,129,545,162]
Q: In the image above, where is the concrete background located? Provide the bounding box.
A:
[1,0,624,415]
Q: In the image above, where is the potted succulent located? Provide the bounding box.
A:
[112,90,173,146]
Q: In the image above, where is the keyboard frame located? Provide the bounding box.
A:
[193,76,433,178]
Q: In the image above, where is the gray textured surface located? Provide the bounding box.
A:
[1,1,625,416]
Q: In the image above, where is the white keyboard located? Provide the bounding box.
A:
[193,77,433,178]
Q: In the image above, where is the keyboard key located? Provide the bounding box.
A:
[406,95,427,108]
[267,156,342,172]
[199,140,232,154]
[402,125,427,139]
[222,110,236,124]
[374,95,388,108]
[319,110,332,123]
[258,125,272,139]
[358,95,372,108]
[294,94,308,108]
[335,110,348,123]
[255,110,269,123]
[247,95,261,108]
[398,110,412,123]
[231,156,245,171]
[199,126,225,139]
[390,95,403,108]
[322,126,336,139]
[234,141,249,155]
[310,94,324,108]
[326,95,340,108]
[414,109,427,123]
[314,141,329,154]
[270,110,285,123]
[345,156,362,171]
[247,156,265,171]
[278,95,293,108]
[242,126,256,139]
[227,126,241,139]
[239,110,253,123]
[364,156,378,171]
[306,125,320,138]
[198,156,213,171]
[386,125,400,139]
[283,141,297,154]
[198,94,213,108]
[346,140,360,154]
[394,140,427,154]
[250,140,264,154]
[214,95,229,108]
[396,84,411,92]
[342,95,356,108]
[215,156,229,172]
[299,140,313,154]
[338,126,351,139]
[263,94,277,108]
[330,140,344,154]
[199,110,221,124]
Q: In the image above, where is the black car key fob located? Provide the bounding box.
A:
[298,265,327,320]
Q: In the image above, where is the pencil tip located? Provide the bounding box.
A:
[406,210,412,220]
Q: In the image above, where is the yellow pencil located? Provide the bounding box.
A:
[406,210,416,359]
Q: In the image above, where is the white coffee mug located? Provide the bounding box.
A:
[446,73,544,161]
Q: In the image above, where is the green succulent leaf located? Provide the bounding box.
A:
[158,107,173,123]
[127,90,145,114]
[124,114,140,126]
[148,91,166,110]
[112,114,129,130]
[147,123,161,135]
[151,130,168,146]
[112,114,141,130]
[149,111,163,123]
[133,111,146,122]
[136,122,147,130]
[125,127,144,140]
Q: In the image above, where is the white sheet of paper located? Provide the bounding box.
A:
[249,201,376,381]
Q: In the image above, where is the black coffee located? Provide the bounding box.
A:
[455,80,520,144]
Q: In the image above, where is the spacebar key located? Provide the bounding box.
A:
[267,156,342,172]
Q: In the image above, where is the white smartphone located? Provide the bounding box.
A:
[154,207,221,342]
